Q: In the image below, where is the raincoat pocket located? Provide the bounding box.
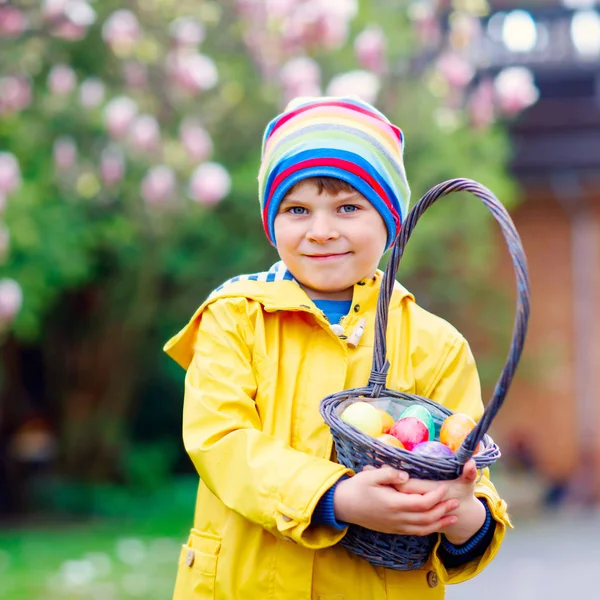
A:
[173,529,221,600]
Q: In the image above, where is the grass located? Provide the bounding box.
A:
[0,478,196,600]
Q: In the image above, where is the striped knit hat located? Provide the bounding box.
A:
[258,96,410,249]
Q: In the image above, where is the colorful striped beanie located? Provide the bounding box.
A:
[258,96,410,249]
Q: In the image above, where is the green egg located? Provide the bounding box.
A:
[399,405,436,441]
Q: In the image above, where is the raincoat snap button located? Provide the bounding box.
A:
[426,571,438,588]
[186,549,195,567]
[353,304,360,313]
[281,515,292,522]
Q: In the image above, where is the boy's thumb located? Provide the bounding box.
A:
[462,459,478,482]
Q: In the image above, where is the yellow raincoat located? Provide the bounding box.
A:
[165,263,511,599]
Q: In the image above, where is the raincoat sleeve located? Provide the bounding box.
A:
[175,299,352,549]
[421,334,512,584]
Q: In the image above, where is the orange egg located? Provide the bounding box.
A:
[377,409,396,434]
[439,413,477,453]
[377,434,405,449]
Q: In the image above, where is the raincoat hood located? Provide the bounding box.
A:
[165,260,413,371]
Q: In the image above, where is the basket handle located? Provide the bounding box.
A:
[368,178,530,466]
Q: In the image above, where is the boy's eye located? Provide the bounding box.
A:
[287,206,308,215]
[340,204,359,213]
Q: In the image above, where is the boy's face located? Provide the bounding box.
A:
[273,181,387,300]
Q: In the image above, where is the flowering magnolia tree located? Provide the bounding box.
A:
[0,0,536,493]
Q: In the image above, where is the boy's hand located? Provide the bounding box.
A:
[333,466,460,536]
[394,459,487,545]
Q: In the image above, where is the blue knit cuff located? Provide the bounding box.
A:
[440,497,494,559]
[311,476,350,530]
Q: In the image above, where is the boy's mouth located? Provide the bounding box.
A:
[305,252,351,261]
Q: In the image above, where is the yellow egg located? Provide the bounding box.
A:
[340,401,383,437]
[377,409,396,433]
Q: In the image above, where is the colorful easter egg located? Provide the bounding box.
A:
[389,417,429,451]
[377,409,396,434]
[412,441,454,458]
[377,433,405,449]
[340,401,383,437]
[439,413,477,453]
[399,405,436,441]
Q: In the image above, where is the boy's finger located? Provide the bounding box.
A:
[404,483,449,511]
[395,478,440,495]
[369,465,409,486]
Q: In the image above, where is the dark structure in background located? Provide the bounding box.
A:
[477,2,600,502]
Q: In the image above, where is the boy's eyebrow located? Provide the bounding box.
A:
[279,197,302,206]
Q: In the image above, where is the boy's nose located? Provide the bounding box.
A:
[306,214,340,243]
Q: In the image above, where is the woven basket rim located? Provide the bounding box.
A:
[320,386,501,469]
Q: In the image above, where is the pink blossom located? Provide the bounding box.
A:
[52,20,87,41]
[494,67,539,116]
[104,96,138,139]
[318,15,350,50]
[354,26,387,74]
[129,114,161,153]
[235,0,262,19]
[100,145,125,186]
[0,76,32,115]
[280,57,321,101]
[48,0,95,40]
[189,163,231,206]
[280,5,320,52]
[326,70,381,105]
[319,0,358,21]
[48,64,77,96]
[167,52,218,94]
[63,0,96,27]
[102,10,140,55]
[264,0,295,20]
[122,61,148,89]
[170,17,205,48]
[180,120,213,162]
[141,165,176,206]
[467,79,495,130]
[79,77,105,108]
[408,5,441,49]
[0,278,23,325]
[0,6,28,38]
[42,0,69,22]
[53,136,78,171]
[436,52,474,89]
[0,152,21,197]
[243,30,280,80]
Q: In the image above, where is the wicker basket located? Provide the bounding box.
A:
[319,178,530,570]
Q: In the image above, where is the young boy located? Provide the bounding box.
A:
[165,96,511,599]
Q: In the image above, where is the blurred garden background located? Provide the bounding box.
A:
[1,0,599,598]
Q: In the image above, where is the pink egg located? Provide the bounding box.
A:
[389,417,429,451]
